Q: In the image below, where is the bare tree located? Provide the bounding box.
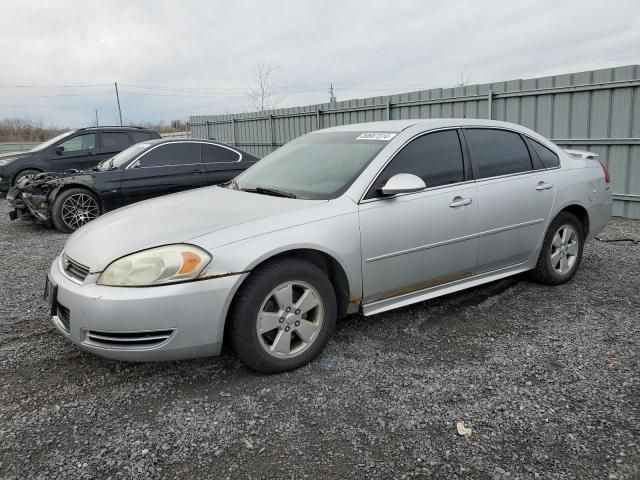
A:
[457,72,472,87]
[246,61,287,112]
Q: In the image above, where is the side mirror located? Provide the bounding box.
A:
[55,145,65,155]
[379,173,426,196]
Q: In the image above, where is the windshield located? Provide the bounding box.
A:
[234,132,393,200]
[98,143,152,170]
[29,131,75,152]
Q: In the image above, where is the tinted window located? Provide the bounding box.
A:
[465,129,532,178]
[131,131,155,143]
[367,130,464,198]
[139,143,201,167]
[100,132,131,152]
[58,133,95,153]
[530,139,560,168]
[202,144,240,163]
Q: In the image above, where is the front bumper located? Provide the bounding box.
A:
[21,192,50,223]
[48,255,245,361]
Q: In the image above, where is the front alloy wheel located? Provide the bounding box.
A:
[52,188,101,233]
[229,258,337,373]
[257,280,325,359]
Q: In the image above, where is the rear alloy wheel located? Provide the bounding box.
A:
[229,258,337,373]
[531,212,584,285]
[52,188,101,233]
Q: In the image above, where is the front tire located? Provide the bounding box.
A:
[51,188,101,233]
[13,169,41,186]
[229,258,337,373]
[531,212,584,285]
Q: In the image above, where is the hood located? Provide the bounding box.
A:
[0,150,33,160]
[63,185,323,272]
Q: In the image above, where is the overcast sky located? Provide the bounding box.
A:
[1,0,639,127]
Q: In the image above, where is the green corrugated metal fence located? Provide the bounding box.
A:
[190,65,640,219]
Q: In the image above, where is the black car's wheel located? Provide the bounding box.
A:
[52,188,101,233]
[229,257,337,373]
[12,169,41,186]
[531,212,584,285]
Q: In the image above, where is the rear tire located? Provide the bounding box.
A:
[229,258,337,373]
[13,169,41,186]
[531,212,584,285]
[51,188,101,233]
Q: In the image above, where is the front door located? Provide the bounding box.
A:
[49,133,98,172]
[463,128,556,273]
[120,142,207,205]
[359,129,479,305]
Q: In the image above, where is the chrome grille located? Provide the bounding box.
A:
[57,304,70,333]
[85,329,175,348]
[63,255,90,282]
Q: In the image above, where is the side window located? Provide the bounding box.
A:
[57,133,95,153]
[464,129,532,178]
[530,139,560,168]
[100,132,132,153]
[366,129,464,199]
[202,144,240,163]
[131,131,155,143]
[139,143,201,167]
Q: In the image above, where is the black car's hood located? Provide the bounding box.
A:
[17,169,99,190]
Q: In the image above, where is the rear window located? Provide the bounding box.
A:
[131,131,156,143]
[202,144,240,163]
[530,139,560,168]
[464,129,533,179]
[100,132,132,153]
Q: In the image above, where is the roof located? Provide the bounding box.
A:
[319,118,535,134]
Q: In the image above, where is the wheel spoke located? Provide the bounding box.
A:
[550,250,561,267]
[258,312,281,334]
[295,289,320,315]
[561,227,569,243]
[560,256,569,273]
[552,233,562,248]
[566,242,578,256]
[270,330,292,354]
[273,284,293,309]
[295,319,319,343]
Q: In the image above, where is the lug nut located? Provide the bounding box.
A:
[279,317,284,323]
[295,309,300,315]
[285,326,290,332]
[295,321,300,327]
[286,307,291,312]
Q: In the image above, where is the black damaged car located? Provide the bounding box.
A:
[8,138,258,232]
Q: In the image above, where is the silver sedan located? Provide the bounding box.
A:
[47,119,612,373]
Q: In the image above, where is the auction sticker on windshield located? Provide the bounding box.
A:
[356,133,397,141]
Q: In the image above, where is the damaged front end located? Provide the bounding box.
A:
[7,172,64,224]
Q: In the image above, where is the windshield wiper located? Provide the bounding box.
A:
[241,186,297,198]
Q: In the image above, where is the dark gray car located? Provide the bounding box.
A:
[0,126,160,191]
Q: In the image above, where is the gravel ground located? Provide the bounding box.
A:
[0,198,639,480]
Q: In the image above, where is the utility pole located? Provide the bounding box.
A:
[114,82,123,126]
[328,83,336,104]
[94,109,99,126]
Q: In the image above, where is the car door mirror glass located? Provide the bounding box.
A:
[380,173,426,196]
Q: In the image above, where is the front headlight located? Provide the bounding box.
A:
[97,244,211,286]
[0,157,17,167]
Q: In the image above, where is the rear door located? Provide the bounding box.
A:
[119,142,206,205]
[48,133,97,171]
[97,131,133,166]
[201,143,254,185]
[463,128,556,273]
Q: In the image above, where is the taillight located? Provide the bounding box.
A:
[599,162,610,184]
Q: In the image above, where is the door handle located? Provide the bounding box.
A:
[536,182,554,191]
[192,168,206,174]
[449,197,472,208]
